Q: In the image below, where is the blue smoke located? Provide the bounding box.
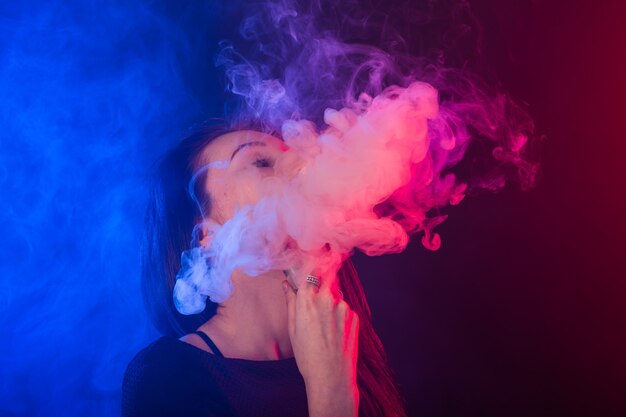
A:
[0,1,228,415]
[0,0,540,415]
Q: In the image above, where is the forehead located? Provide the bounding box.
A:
[197,130,284,166]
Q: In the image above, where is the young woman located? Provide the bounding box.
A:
[122,125,407,417]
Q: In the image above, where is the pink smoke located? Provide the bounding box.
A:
[172,0,542,313]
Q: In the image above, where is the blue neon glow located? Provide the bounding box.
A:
[0,1,226,415]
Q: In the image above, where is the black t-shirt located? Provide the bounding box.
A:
[122,336,309,417]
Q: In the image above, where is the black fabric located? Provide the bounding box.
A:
[193,330,224,358]
[122,336,309,417]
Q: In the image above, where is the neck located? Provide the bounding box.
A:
[198,269,293,361]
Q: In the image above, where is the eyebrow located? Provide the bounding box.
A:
[230,141,267,161]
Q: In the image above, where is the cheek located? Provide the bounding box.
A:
[230,175,263,207]
[205,176,232,224]
[207,174,265,223]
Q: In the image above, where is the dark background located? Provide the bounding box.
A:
[2,1,624,416]
[355,1,626,416]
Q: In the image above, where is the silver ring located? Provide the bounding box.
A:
[338,289,344,298]
[305,274,321,288]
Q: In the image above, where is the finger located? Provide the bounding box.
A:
[316,274,341,305]
[322,285,342,306]
[282,280,297,337]
[330,281,343,300]
[351,311,360,340]
[317,269,339,296]
[300,273,321,295]
[348,311,360,364]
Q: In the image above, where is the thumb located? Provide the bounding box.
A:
[282,280,296,337]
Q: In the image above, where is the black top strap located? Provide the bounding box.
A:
[193,330,224,358]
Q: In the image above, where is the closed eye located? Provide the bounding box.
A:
[253,157,274,168]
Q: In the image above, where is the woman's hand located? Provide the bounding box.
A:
[282,275,360,417]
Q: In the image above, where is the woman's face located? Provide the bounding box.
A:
[195,130,290,226]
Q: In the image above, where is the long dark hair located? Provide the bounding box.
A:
[141,123,408,417]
